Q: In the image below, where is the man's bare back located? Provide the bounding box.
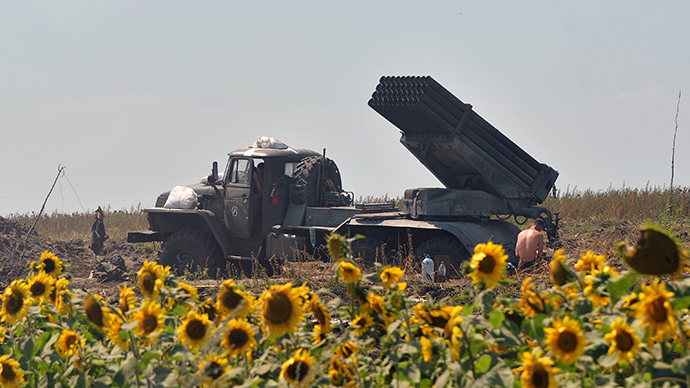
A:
[515,220,544,263]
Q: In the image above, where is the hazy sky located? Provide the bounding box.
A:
[2,1,690,217]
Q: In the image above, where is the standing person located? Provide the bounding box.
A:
[515,218,545,270]
[89,206,108,255]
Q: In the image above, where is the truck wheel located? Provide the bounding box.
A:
[159,229,222,277]
[416,237,469,279]
[351,238,385,268]
[294,155,343,206]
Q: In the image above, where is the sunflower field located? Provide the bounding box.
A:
[0,226,690,388]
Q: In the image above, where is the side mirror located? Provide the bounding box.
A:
[208,161,218,186]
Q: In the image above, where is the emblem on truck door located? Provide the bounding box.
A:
[231,206,239,217]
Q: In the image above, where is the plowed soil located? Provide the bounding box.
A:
[0,216,150,295]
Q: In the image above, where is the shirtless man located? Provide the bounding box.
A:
[515,218,545,269]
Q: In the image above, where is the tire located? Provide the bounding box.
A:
[416,237,469,279]
[159,229,222,277]
[293,155,343,206]
[351,238,385,268]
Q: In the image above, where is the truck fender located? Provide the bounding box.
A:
[145,208,233,257]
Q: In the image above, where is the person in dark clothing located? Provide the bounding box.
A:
[89,206,108,255]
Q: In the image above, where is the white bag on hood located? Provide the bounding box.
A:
[164,186,198,209]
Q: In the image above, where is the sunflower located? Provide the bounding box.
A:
[604,317,641,365]
[443,305,464,339]
[222,318,257,359]
[550,249,568,287]
[338,260,361,283]
[50,277,72,315]
[312,325,326,345]
[118,284,137,317]
[84,294,111,331]
[583,266,618,309]
[259,283,304,338]
[0,326,5,344]
[293,282,312,306]
[351,313,373,336]
[0,280,30,326]
[308,294,331,333]
[380,266,404,290]
[363,293,393,327]
[544,316,586,365]
[199,298,218,323]
[281,349,316,388]
[137,260,167,299]
[177,310,213,351]
[327,233,348,261]
[420,336,433,362]
[329,356,355,387]
[134,299,165,342]
[413,303,454,329]
[27,270,55,304]
[389,290,406,311]
[55,329,83,358]
[622,292,639,316]
[178,281,199,300]
[106,313,130,350]
[37,251,64,277]
[574,250,606,273]
[197,353,229,387]
[217,279,254,319]
[0,355,24,388]
[617,225,688,277]
[512,348,560,388]
[635,278,677,342]
[520,277,546,318]
[335,342,360,359]
[468,241,508,289]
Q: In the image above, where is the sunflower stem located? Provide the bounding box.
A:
[462,327,475,377]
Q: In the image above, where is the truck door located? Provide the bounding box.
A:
[224,158,252,239]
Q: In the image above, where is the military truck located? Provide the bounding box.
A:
[128,76,559,277]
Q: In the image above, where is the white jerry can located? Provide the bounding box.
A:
[438,261,447,282]
[421,253,435,283]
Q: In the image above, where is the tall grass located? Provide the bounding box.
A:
[543,186,690,223]
[9,206,147,241]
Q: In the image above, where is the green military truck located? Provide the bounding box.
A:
[128,76,559,277]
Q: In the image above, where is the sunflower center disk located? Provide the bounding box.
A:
[558,331,578,352]
[649,298,668,322]
[266,293,293,323]
[143,315,158,334]
[1,364,16,381]
[616,331,633,351]
[479,255,496,274]
[207,362,223,380]
[141,274,155,294]
[221,290,242,311]
[6,294,22,314]
[44,259,56,274]
[532,366,548,388]
[31,283,46,297]
[228,328,248,348]
[186,320,206,340]
[286,361,309,382]
[66,335,77,349]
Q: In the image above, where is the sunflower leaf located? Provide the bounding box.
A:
[488,310,504,328]
[607,270,641,304]
[673,354,690,375]
[475,354,493,373]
